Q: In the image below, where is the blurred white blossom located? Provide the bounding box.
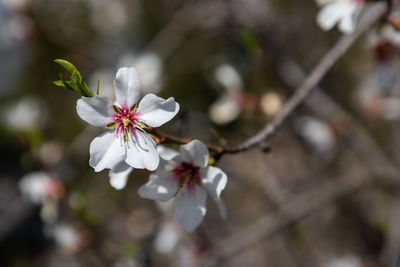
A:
[47,223,82,254]
[154,222,181,254]
[381,24,400,46]
[295,116,336,156]
[209,96,241,125]
[214,64,243,92]
[139,141,227,232]
[19,171,64,222]
[19,171,64,204]
[118,52,163,94]
[260,92,283,117]
[316,0,364,34]
[380,97,400,120]
[3,96,46,131]
[89,0,130,35]
[209,64,243,125]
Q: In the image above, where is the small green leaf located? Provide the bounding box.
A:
[53,59,94,97]
[106,122,117,129]
[97,80,100,95]
[53,80,65,87]
[54,59,76,73]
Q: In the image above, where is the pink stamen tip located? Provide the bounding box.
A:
[113,106,139,138]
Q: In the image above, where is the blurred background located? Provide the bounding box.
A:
[1,0,400,266]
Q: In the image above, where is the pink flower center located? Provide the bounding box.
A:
[352,0,363,5]
[113,106,139,139]
[173,162,201,191]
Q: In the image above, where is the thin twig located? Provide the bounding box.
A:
[149,3,387,161]
[231,3,387,153]
[200,3,390,266]
[259,15,400,185]
[202,171,369,267]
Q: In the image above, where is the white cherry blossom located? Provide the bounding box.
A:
[316,0,364,34]
[76,67,180,184]
[138,140,228,232]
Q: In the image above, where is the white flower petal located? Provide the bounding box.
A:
[158,145,180,161]
[201,166,228,219]
[338,4,362,34]
[76,96,113,127]
[137,94,179,127]
[113,67,141,108]
[125,130,159,171]
[89,131,125,172]
[316,0,349,31]
[109,161,133,190]
[138,170,179,201]
[180,140,209,168]
[174,186,207,232]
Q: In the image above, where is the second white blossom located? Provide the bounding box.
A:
[138,140,228,232]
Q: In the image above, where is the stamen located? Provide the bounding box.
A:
[106,122,117,129]
[130,104,137,112]
[113,105,122,113]
[112,105,144,142]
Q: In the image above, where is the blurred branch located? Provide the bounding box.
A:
[151,3,387,162]
[259,16,400,187]
[202,170,369,267]
[203,167,400,267]
[229,3,387,154]
[200,3,393,266]
[144,0,198,58]
[144,0,226,59]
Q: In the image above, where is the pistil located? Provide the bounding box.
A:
[111,105,141,141]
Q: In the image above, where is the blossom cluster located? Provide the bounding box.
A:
[76,67,227,231]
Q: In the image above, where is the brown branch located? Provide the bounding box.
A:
[146,127,225,153]
[198,3,390,266]
[147,3,387,161]
[201,171,369,267]
[260,13,400,186]
[231,3,387,153]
